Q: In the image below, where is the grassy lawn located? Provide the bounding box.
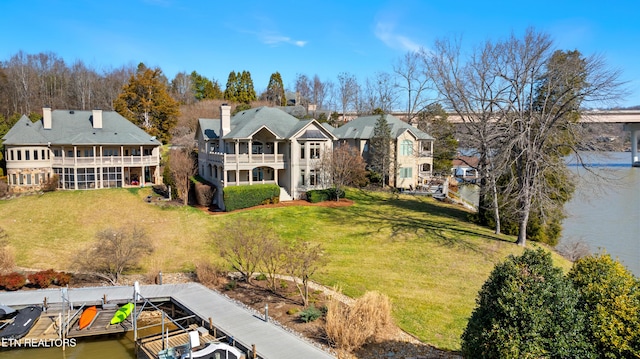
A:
[0,187,571,351]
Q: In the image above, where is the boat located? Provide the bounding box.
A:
[158,341,246,359]
[78,305,98,329]
[110,303,134,325]
[0,304,16,319]
[0,306,42,339]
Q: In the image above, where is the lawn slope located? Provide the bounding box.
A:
[0,187,570,350]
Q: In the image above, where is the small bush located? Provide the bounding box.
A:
[54,272,71,286]
[287,308,300,315]
[0,177,8,197]
[28,269,57,288]
[299,305,323,323]
[307,188,345,203]
[224,280,237,291]
[279,280,289,290]
[42,174,59,192]
[255,273,267,281]
[195,261,225,286]
[192,177,214,206]
[0,272,26,291]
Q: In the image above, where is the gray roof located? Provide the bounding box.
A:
[2,110,161,146]
[332,114,434,141]
[225,106,300,139]
[198,107,336,141]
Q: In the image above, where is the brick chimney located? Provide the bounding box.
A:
[92,109,103,129]
[43,107,52,129]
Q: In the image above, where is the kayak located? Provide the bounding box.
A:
[78,306,97,330]
[110,303,134,325]
[0,304,16,319]
[0,306,42,339]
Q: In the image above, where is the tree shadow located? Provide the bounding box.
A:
[353,339,463,359]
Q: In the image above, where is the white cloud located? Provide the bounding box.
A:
[261,33,308,47]
[375,21,422,52]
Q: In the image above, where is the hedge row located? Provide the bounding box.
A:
[223,184,280,211]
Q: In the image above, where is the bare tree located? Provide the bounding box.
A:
[319,144,367,199]
[337,72,358,121]
[283,241,326,307]
[428,28,625,246]
[214,218,277,284]
[294,73,311,108]
[393,50,434,123]
[311,74,328,110]
[168,148,196,205]
[76,225,154,285]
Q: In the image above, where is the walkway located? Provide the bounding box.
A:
[0,283,336,359]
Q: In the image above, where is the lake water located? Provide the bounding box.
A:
[0,334,135,358]
[562,151,640,276]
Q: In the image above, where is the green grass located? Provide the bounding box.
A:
[0,187,571,351]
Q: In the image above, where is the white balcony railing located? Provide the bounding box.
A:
[51,155,159,166]
[208,152,284,164]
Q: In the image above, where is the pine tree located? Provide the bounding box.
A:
[224,71,238,102]
[370,114,392,187]
[266,72,286,106]
[114,63,179,144]
[237,71,256,104]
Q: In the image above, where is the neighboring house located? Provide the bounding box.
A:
[196,105,337,210]
[330,114,434,190]
[2,107,162,192]
[451,155,479,180]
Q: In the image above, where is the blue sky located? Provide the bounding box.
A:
[2,0,640,107]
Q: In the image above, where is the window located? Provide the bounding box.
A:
[252,168,264,181]
[9,150,14,161]
[300,144,305,159]
[11,174,16,185]
[17,150,21,161]
[309,169,318,186]
[310,142,321,159]
[400,167,413,178]
[34,150,38,160]
[300,169,306,186]
[67,150,74,157]
[43,150,47,160]
[401,140,413,156]
[84,149,94,157]
[26,174,31,185]
[25,150,30,160]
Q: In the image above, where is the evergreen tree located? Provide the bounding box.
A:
[114,63,179,144]
[462,249,595,358]
[237,71,257,104]
[224,71,238,102]
[265,71,286,106]
[369,114,392,187]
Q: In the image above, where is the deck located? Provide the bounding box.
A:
[0,283,336,359]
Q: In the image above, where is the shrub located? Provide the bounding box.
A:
[0,177,8,197]
[195,261,225,286]
[325,291,393,352]
[192,177,214,206]
[223,184,280,211]
[299,305,323,323]
[287,308,299,315]
[224,280,237,291]
[28,269,57,288]
[307,188,346,203]
[42,174,59,192]
[461,248,594,358]
[254,273,267,281]
[568,253,640,358]
[0,272,26,291]
[54,271,71,286]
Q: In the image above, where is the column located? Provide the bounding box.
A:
[632,128,638,166]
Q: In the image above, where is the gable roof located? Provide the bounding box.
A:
[2,110,161,146]
[225,106,300,139]
[197,118,220,140]
[332,114,434,141]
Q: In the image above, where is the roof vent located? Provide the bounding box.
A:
[70,110,74,114]
[114,132,118,135]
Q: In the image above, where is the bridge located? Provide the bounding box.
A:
[443,110,640,167]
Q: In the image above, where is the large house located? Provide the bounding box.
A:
[2,107,162,192]
[196,106,434,209]
[196,105,337,210]
[332,114,434,189]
